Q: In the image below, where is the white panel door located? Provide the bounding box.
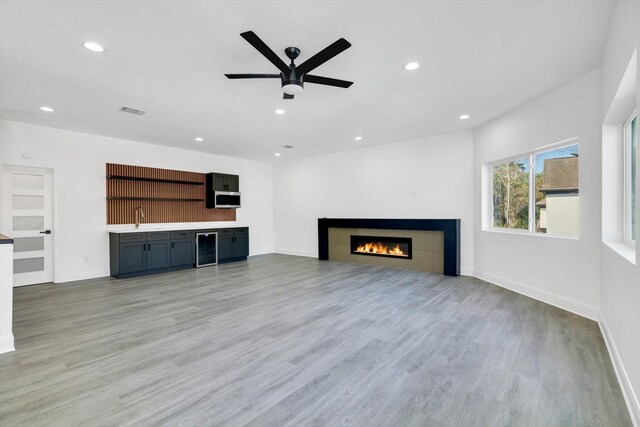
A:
[1,165,54,286]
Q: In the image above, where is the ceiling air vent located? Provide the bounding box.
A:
[119,106,147,116]
[282,144,295,149]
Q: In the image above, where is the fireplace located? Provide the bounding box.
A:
[318,218,460,276]
[350,235,412,259]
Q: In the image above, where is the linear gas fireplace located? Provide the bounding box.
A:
[318,218,460,276]
[350,235,412,259]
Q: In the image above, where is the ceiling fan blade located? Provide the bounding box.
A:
[295,38,351,76]
[240,31,290,75]
[225,74,281,79]
[283,93,294,99]
[305,75,353,88]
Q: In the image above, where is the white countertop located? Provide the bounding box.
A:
[107,223,248,233]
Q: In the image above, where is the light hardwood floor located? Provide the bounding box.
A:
[0,254,631,426]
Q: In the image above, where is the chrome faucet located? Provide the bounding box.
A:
[135,206,145,228]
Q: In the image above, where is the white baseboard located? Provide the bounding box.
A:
[55,269,110,284]
[460,267,474,276]
[473,269,600,321]
[0,333,15,354]
[248,250,275,257]
[274,249,317,258]
[599,315,640,427]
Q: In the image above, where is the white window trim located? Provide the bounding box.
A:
[486,137,579,238]
[623,109,637,247]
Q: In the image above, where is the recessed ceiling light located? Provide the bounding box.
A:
[83,41,106,53]
[459,114,470,120]
[274,153,281,157]
[39,106,54,112]
[274,109,285,115]
[404,62,420,71]
[354,136,362,141]
[195,137,204,142]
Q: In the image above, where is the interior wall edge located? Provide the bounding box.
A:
[473,268,600,321]
[599,314,640,427]
[0,334,15,355]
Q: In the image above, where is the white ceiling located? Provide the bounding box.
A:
[0,0,613,162]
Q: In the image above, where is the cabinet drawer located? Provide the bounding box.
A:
[233,227,247,235]
[171,231,194,240]
[218,228,233,236]
[120,233,146,242]
[147,232,171,241]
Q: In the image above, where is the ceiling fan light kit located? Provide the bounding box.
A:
[225,31,353,100]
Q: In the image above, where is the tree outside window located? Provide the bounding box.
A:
[492,159,529,230]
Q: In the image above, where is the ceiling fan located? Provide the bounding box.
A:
[225,31,353,99]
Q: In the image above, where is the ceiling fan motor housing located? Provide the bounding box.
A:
[281,67,304,95]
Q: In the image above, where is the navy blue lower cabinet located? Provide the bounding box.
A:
[171,239,195,267]
[147,240,171,270]
[234,235,249,258]
[217,228,249,263]
[218,236,235,261]
[119,242,147,274]
[109,227,248,278]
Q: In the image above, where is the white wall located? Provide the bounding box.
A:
[0,119,274,283]
[0,240,14,354]
[273,131,474,275]
[599,0,640,423]
[473,70,602,320]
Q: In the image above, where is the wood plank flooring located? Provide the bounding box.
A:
[0,254,631,426]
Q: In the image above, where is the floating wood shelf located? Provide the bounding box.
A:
[107,175,204,185]
[106,163,236,224]
[107,197,205,202]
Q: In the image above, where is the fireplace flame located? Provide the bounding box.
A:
[355,241,407,257]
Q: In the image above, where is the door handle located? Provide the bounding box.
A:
[39,230,51,234]
[172,242,174,248]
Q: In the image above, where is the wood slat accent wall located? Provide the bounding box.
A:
[106,163,236,224]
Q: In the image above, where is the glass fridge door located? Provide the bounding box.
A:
[196,232,217,267]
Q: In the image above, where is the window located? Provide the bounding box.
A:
[624,111,637,244]
[492,159,529,230]
[490,141,579,237]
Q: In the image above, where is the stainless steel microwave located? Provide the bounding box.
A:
[214,191,241,208]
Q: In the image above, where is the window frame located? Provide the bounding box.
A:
[623,109,637,247]
[487,137,579,238]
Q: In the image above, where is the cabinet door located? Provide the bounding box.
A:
[225,175,239,192]
[147,240,171,270]
[234,235,249,258]
[213,174,226,191]
[218,236,235,261]
[119,242,147,274]
[172,239,195,267]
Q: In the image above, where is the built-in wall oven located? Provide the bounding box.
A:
[196,232,217,267]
